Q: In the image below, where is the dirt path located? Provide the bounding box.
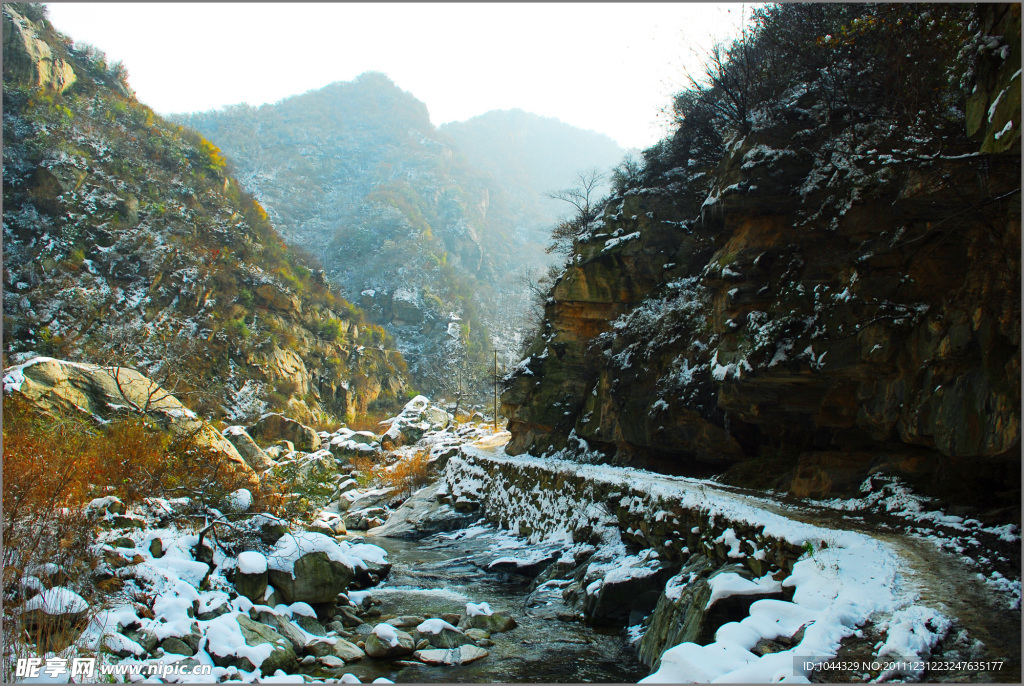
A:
[464,436,1021,681]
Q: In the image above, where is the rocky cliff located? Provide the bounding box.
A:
[2,3,410,426]
[502,3,1021,511]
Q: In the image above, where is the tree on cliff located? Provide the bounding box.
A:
[545,168,605,255]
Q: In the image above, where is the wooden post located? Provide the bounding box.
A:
[493,350,498,433]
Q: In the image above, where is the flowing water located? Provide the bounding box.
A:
[336,525,648,683]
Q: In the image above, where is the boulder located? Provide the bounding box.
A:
[582,553,671,625]
[235,551,268,602]
[294,614,327,636]
[254,611,306,653]
[380,424,405,451]
[457,604,517,633]
[123,627,159,654]
[310,511,348,536]
[207,614,297,675]
[2,358,256,482]
[328,431,379,459]
[251,514,290,545]
[380,395,453,447]
[331,605,361,627]
[414,645,489,666]
[265,444,290,460]
[366,485,479,540]
[248,413,322,452]
[223,426,276,471]
[159,637,194,656]
[351,553,392,589]
[387,615,425,629]
[331,638,366,663]
[364,624,415,658]
[343,507,388,531]
[413,618,470,650]
[266,532,355,604]
[101,633,145,659]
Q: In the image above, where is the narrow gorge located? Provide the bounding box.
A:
[3,2,1020,684]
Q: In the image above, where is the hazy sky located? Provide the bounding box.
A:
[45,3,750,150]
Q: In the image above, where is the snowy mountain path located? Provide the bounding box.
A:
[458,435,1020,681]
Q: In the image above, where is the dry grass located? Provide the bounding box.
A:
[348,450,432,500]
[345,407,395,433]
[1,397,288,676]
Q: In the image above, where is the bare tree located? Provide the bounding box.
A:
[545,168,605,256]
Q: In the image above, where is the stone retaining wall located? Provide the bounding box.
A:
[441,446,808,580]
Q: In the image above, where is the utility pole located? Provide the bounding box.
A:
[493,349,498,433]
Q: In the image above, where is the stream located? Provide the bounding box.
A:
[337,524,648,683]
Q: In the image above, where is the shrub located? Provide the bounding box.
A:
[314,318,343,342]
[1,399,281,597]
[348,450,431,500]
[380,450,432,500]
[225,317,252,341]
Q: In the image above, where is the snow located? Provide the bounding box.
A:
[284,601,317,618]
[205,613,275,668]
[347,590,372,606]
[348,542,388,565]
[449,446,964,683]
[372,622,400,647]
[237,551,267,575]
[102,632,145,657]
[466,601,493,617]
[23,587,88,615]
[266,531,359,574]
[225,488,252,512]
[994,119,1014,141]
[706,572,783,609]
[416,618,460,634]
[603,231,641,252]
[876,605,951,662]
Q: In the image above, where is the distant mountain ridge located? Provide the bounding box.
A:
[175,77,624,397]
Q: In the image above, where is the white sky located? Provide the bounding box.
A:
[45,3,750,150]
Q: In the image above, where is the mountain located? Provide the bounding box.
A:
[2,3,411,427]
[440,107,625,246]
[174,79,623,397]
[500,3,1021,512]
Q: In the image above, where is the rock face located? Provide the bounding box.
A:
[3,357,255,481]
[501,4,1020,506]
[3,5,76,93]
